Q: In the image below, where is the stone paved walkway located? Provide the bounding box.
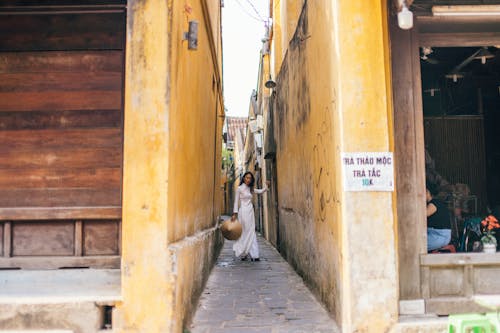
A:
[188,234,340,333]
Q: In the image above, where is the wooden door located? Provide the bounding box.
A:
[0,2,126,269]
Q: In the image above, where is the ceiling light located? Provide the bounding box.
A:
[445,72,464,83]
[432,5,500,16]
[422,46,433,56]
[474,47,495,64]
[424,88,440,97]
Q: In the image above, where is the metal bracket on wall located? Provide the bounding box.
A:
[183,20,198,50]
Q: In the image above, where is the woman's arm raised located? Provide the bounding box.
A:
[254,181,270,194]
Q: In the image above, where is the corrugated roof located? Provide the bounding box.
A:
[226,116,247,144]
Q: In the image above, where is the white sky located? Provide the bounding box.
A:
[222,0,270,117]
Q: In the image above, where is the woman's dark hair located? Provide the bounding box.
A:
[426,181,439,196]
[241,171,255,188]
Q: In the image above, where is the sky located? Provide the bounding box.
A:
[221,0,270,117]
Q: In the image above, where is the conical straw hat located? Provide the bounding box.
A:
[221,218,242,240]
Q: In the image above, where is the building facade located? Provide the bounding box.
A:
[3,0,500,332]
[249,0,500,332]
[0,0,224,332]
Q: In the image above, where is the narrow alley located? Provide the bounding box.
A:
[188,233,339,333]
[4,1,500,332]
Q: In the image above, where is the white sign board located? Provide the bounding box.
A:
[341,152,394,191]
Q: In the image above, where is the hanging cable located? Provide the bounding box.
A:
[244,0,266,22]
[234,0,266,22]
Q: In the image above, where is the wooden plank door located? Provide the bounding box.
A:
[0,2,126,269]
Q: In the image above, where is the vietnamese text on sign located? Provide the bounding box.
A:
[341,152,394,191]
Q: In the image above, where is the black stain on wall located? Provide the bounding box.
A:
[274,0,311,146]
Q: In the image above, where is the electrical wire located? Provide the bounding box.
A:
[234,0,266,22]
[244,0,266,22]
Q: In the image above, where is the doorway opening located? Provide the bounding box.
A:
[421,46,500,252]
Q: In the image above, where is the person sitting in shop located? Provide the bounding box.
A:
[426,182,452,252]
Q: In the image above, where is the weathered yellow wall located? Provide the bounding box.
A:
[119,1,172,331]
[335,1,398,331]
[279,0,302,64]
[270,0,283,76]
[118,0,224,331]
[271,0,342,321]
[258,54,271,240]
[268,0,398,331]
[168,0,223,242]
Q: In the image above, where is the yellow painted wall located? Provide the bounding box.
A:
[269,0,283,76]
[257,54,271,240]
[335,1,398,331]
[168,0,223,242]
[267,0,398,331]
[118,0,224,331]
[279,0,302,63]
[270,0,342,321]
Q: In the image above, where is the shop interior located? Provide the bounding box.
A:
[420,45,500,252]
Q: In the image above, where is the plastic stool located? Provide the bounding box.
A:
[448,313,492,333]
[485,312,500,333]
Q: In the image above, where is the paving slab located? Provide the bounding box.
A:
[188,234,340,333]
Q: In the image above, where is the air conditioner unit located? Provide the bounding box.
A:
[255,133,263,148]
[256,115,264,130]
[248,120,259,133]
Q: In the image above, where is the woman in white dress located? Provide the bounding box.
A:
[231,171,268,261]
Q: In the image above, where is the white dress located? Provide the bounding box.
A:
[232,183,267,259]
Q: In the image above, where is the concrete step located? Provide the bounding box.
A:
[0,269,120,304]
[0,269,120,333]
[391,315,448,333]
[0,302,113,333]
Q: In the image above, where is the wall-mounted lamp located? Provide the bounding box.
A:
[432,5,500,16]
[183,20,198,50]
[474,47,495,64]
[397,2,413,30]
[265,75,276,89]
[265,79,276,89]
[262,24,275,89]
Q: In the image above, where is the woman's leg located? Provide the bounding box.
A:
[427,228,451,251]
[248,231,259,259]
[233,207,253,258]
